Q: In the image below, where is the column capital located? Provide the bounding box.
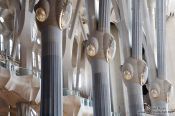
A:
[85,31,116,63]
[149,79,172,103]
[34,0,72,30]
[121,57,148,85]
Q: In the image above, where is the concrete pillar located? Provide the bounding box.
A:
[34,0,68,115]
[121,0,147,115]
[86,0,112,115]
[149,1,172,115]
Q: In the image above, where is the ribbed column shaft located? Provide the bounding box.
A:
[90,0,111,116]
[156,0,166,79]
[40,26,62,116]
[151,1,168,116]
[16,103,30,116]
[127,1,144,115]
[98,0,111,33]
[132,0,142,59]
[91,59,111,116]
[127,84,145,116]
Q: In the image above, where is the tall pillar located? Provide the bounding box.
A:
[121,0,148,115]
[85,0,114,115]
[34,0,69,115]
[149,0,172,115]
[40,26,62,116]
[156,0,166,80]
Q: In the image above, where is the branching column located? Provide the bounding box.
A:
[85,0,116,115]
[34,0,70,115]
[121,0,148,115]
[149,0,172,115]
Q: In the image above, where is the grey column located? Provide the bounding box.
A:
[98,0,110,33]
[40,26,62,116]
[127,83,144,116]
[35,0,63,116]
[150,0,168,115]
[156,0,166,80]
[91,0,111,115]
[91,59,111,116]
[132,0,142,59]
[128,0,144,115]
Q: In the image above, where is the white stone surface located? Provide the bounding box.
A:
[166,16,175,115]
